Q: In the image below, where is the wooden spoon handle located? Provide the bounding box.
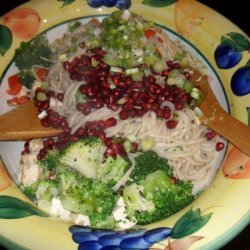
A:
[201,106,250,157]
[0,101,61,141]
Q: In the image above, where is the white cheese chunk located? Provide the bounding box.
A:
[112,197,136,229]
[18,152,41,186]
[50,198,71,220]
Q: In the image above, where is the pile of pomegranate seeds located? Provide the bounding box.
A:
[27,47,223,159]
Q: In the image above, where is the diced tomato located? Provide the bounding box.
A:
[36,68,48,81]
[144,29,156,39]
[7,74,22,95]
[7,95,30,106]
[157,37,163,43]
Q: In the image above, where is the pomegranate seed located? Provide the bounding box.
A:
[172,63,181,69]
[160,69,169,77]
[57,93,64,101]
[79,84,87,95]
[216,142,225,151]
[162,111,171,120]
[43,138,55,148]
[108,102,119,111]
[166,60,173,68]
[63,127,71,134]
[136,109,145,117]
[206,131,217,140]
[183,71,191,79]
[132,143,139,152]
[105,147,116,158]
[76,103,84,111]
[96,131,106,141]
[119,110,129,120]
[174,102,184,111]
[70,135,79,142]
[82,107,91,115]
[76,127,86,137]
[104,137,113,147]
[105,117,117,128]
[166,120,178,129]
[63,61,70,71]
[41,117,51,127]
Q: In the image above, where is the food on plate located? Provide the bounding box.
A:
[15,10,224,229]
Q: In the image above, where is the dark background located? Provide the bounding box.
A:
[0,0,249,249]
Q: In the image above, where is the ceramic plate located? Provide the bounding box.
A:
[0,0,249,249]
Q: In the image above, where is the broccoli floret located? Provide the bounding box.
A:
[130,151,173,183]
[35,179,59,213]
[18,70,35,89]
[89,214,116,229]
[75,88,86,104]
[126,170,194,225]
[39,149,60,172]
[59,137,105,179]
[123,183,155,213]
[58,166,118,223]
[14,34,52,70]
[58,166,93,214]
[97,156,129,186]
[142,170,174,199]
[21,182,39,200]
[134,181,194,225]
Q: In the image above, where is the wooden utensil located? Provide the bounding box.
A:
[190,68,250,157]
[0,101,61,141]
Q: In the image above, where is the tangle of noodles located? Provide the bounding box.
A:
[44,12,218,194]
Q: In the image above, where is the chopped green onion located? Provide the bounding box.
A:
[141,136,155,152]
[153,61,165,73]
[36,92,47,102]
[132,71,143,81]
[123,139,132,153]
[117,97,126,104]
[125,68,139,75]
[168,69,180,78]
[59,54,67,62]
[111,66,123,73]
[41,82,49,90]
[190,87,202,100]
[183,80,194,94]
[91,60,99,67]
[174,51,186,61]
[143,54,156,65]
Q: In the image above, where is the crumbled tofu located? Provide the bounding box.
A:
[112,197,136,229]
[50,198,91,226]
[49,97,63,109]
[29,139,44,152]
[18,152,41,186]
[71,213,91,226]
[50,198,71,220]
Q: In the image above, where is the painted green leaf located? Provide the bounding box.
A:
[221,32,250,52]
[0,195,48,219]
[57,0,76,7]
[142,0,176,7]
[0,25,13,56]
[171,208,212,239]
[227,32,250,50]
[246,107,250,127]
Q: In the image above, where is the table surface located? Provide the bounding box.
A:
[0,0,249,249]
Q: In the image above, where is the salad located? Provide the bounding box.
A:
[5,10,225,229]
